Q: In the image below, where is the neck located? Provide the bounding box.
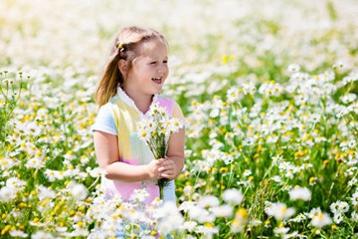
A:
[120,84,154,113]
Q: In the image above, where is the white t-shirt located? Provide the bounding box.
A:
[91,103,117,135]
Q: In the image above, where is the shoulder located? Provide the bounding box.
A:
[156,95,182,115]
[172,100,185,121]
[101,95,123,114]
[157,95,185,121]
[91,102,117,135]
[97,101,116,115]
[108,94,120,105]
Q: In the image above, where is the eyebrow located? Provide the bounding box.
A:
[151,57,168,61]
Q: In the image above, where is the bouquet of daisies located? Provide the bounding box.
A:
[137,102,184,199]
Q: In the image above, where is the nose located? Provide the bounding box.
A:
[158,64,167,76]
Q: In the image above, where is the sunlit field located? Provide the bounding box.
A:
[0,0,357,238]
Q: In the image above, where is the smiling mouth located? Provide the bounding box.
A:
[152,77,163,84]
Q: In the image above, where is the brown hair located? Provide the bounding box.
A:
[95,26,168,106]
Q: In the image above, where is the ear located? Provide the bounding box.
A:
[118,59,128,76]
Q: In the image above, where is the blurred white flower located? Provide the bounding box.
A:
[67,181,88,201]
[249,218,262,227]
[209,205,233,218]
[333,213,343,224]
[129,188,149,203]
[6,177,26,189]
[180,221,198,232]
[222,189,243,205]
[264,202,295,221]
[0,157,17,171]
[243,169,252,177]
[25,156,45,169]
[288,64,301,73]
[10,230,28,238]
[351,191,358,206]
[0,177,25,202]
[178,201,196,212]
[0,185,17,202]
[37,185,56,200]
[167,117,184,133]
[198,195,220,208]
[195,225,219,237]
[351,211,358,222]
[241,82,256,95]
[44,169,65,182]
[340,93,357,104]
[226,87,241,103]
[330,200,349,224]
[154,201,184,235]
[188,206,215,223]
[55,227,67,233]
[288,213,307,223]
[278,161,301,179]
[330,200,349,215]
[271,175,282,183]
[209,108,220,118]
[60,228,88,237]
[289,186,311,201]
[87,229,108,239]
[309,208,332,228]
[332,61,346,73]
[31,231,56,239]
[273,226,290,236]
[183,185,193,196]
[86,167,106,178]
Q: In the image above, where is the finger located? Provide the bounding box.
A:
[161,174,174,180]
[161,168,173,173]
[157,159,165,164]
[160,173,170,178]
[161,161,175,167]
[165,160,174,166]
[163,164,176,171]
[162,174,174,179]
[161,169,174,176]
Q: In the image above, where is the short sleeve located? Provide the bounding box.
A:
[91,103,117,135]
[172,100,186,129]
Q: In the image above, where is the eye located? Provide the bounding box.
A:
[163,60,168,64]
[150,61,157,65]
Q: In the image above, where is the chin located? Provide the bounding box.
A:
[146,88,160,96]
[153,88,162,94]
[152,84,164,93]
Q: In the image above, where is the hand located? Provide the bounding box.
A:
[158,157,178,180]
[146,158,165,180]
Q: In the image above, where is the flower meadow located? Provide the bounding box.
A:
[0,0,357,238]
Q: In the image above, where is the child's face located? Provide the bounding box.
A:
[125,38,169,95]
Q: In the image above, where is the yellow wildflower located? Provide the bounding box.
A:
[1,225,11,235]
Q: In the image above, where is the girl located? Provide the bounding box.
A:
[91,26,185,237]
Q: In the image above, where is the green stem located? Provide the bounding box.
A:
[159,185,164,200]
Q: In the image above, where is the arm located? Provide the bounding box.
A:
[165,127,185,178]
[93,131,151,182]
[160,101,186,179]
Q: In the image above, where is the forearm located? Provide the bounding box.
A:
[104,161,150,182]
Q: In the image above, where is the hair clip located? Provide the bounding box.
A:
[116,42,124,51]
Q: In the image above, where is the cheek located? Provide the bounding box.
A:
[164,67,169,77]
[134,65,151,77]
